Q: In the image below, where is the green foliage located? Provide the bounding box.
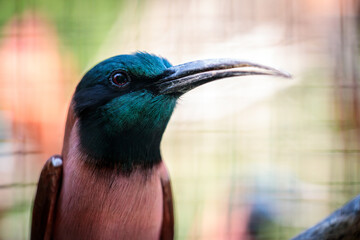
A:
[0,0,138,68]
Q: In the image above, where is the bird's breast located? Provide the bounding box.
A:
[53,158,164,240]
[53,122,164,240]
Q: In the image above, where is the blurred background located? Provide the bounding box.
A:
[0,0,359,239]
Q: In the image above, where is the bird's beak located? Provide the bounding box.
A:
[155,59,291,95]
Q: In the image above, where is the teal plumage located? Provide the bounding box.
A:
[79,90,177,172]
[74,53,177,172]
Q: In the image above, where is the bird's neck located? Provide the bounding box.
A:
[77,122,164,173]
[75,95,177,173]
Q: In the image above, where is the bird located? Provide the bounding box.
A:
[30,52,290,240]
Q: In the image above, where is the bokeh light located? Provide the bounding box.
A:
[0,0,359,239]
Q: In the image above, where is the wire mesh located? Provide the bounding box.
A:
[0,0,359,239]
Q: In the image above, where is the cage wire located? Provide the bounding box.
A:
[0,0,359,239]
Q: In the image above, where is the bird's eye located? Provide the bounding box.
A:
[110,71,130,88]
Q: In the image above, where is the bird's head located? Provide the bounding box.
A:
[72,52,290,172]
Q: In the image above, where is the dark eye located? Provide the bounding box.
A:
[110,71,130,87]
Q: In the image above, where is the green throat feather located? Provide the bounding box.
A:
[78,90,177,172]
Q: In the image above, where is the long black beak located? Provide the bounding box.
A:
[156,58,291,95]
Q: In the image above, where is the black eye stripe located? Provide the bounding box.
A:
[109,70,130,88]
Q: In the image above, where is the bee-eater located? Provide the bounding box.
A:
[31,52,290,240]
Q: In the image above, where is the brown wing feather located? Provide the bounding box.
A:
[31,155,63,240]
[159,163,175,240]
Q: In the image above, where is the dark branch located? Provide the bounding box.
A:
[292,194,360,239]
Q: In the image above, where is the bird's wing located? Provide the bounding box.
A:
[31,155,63,240]
[159,163,175,240]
